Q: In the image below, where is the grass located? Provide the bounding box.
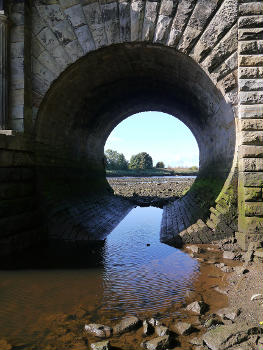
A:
[106,167,199,177]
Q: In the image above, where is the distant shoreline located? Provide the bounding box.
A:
[106,168,198,177]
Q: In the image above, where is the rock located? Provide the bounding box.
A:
[203,322,262,350]
[143,320,154,336]
[141,335,170,350]
[155,325,169,337]
[175,322,194,335]
[186,245,204,254]
[0,340,12,350]
[149,318,161,327]
[244,250,254,263]
[90,340,111,350]
[113,316,141,335]
[221,265,233,273]
[251,294,263,301]
[84,324,112,338]
[204,318,224,328]
[216,308,241,321]
[186,301,209,315]
[223,251,236,260]
[189,337,203,346]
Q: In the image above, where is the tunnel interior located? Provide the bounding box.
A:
[35,43,236,244]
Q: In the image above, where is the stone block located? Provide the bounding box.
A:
[240,119,263,131]
[236,231,263,250]
[142,1,158,41]
[244,187,262,202]
[244,202,263,217]
[130,0,144,42]
[239,2,263,16]
[239,91,263,104]
[241,131,263,145]
[239,145,263,158]
[119,0,131,42]
[219,73,237,93]
[239,78,263,91]
[238,15,263,29]
[154,15,172,43]
[101,2,120,45]
[240,172,263,187]
[241,158,263,172]
[238,216,263,234]
[64,4,86,28]
[239,55,263,67]
[238,28,263,41]
[239,67,263,79]
[239,104,263,119]
[239,40,263,55]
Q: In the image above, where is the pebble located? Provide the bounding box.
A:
[90,340,111,350]
[141,335,170,350]
[186,301,208,315]
[143,320,154,336]
[175,322,194,335]
[84,324,112,338]
[155,325,169,337]
[113,316,141,335]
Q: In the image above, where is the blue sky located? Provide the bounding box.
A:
[105,112,199,167]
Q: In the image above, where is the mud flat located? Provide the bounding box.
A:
[107,177,195,207]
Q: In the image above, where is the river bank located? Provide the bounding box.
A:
[107,176,195,207]
[106,168,198,178]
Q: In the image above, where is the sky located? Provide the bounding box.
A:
[104,111,199,168]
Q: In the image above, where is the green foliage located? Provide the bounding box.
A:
[189,166,199,171]
[156,161,165,168]
[105,149,128,170]
[129,152,153,169]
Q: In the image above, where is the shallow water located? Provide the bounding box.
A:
[0,207,201,346]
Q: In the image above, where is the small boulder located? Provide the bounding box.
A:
[204,318,224,329]
[90,340,111,350]
[149,318,161,327]
[113,316,141,335]
[143,320,154,336]
[186,245,203,254]
[216,308,241,321]
[84,324,112,338]
[223,251,236,260]
[141,335,170,350]
[186,301,208,315]
[175,322,194,335]
[155,325,169,337]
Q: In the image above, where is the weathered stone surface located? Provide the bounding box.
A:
[167,0,196,47]
[239,55,263,67]
[239,67,263,79]
[186,301,208,315]
[244,202,263,217]
[216,307,241,321]
[113,316,141,335]
[155,325,169,337]
[240,119,263,131]
[130,0,144,42]
[239,40,263,55]
[119,0,131,42]
[90,340,111,350]
[239,91,263,105]
[239,79,263,92]
[175,322,194,335]
[239,2,263,16]
[141,335,170,350]
[244,187,262,202]
[238,28,263,41]
[142,1,158,41]
[241,172,263,187]
[203,322,262,350]
[241,158,263,172]
[239,104,263,119]
[241,131,263,145]
[238,15,263,29]
[191,0,238,62]
[84,324,112,338]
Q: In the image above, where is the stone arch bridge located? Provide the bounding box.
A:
[0,0,262,257]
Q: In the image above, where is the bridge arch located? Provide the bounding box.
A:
[35,42,237,245]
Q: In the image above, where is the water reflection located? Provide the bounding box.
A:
[101,207,199,316]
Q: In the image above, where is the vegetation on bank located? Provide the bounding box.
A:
[105,149,199,177]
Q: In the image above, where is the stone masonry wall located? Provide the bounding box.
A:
[237,0,263,249]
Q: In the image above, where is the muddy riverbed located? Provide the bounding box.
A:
[107,176,195,207]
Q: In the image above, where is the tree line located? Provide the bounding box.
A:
[105,149,164,170]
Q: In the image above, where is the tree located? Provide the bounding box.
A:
[156,161,165,168]
[104,149,128,170]
[129,152,153,169]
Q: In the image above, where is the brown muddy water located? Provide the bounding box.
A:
[0,206,228,349]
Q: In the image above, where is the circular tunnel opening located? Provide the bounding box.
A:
[104,111,199,208]
[35,43,236,244]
